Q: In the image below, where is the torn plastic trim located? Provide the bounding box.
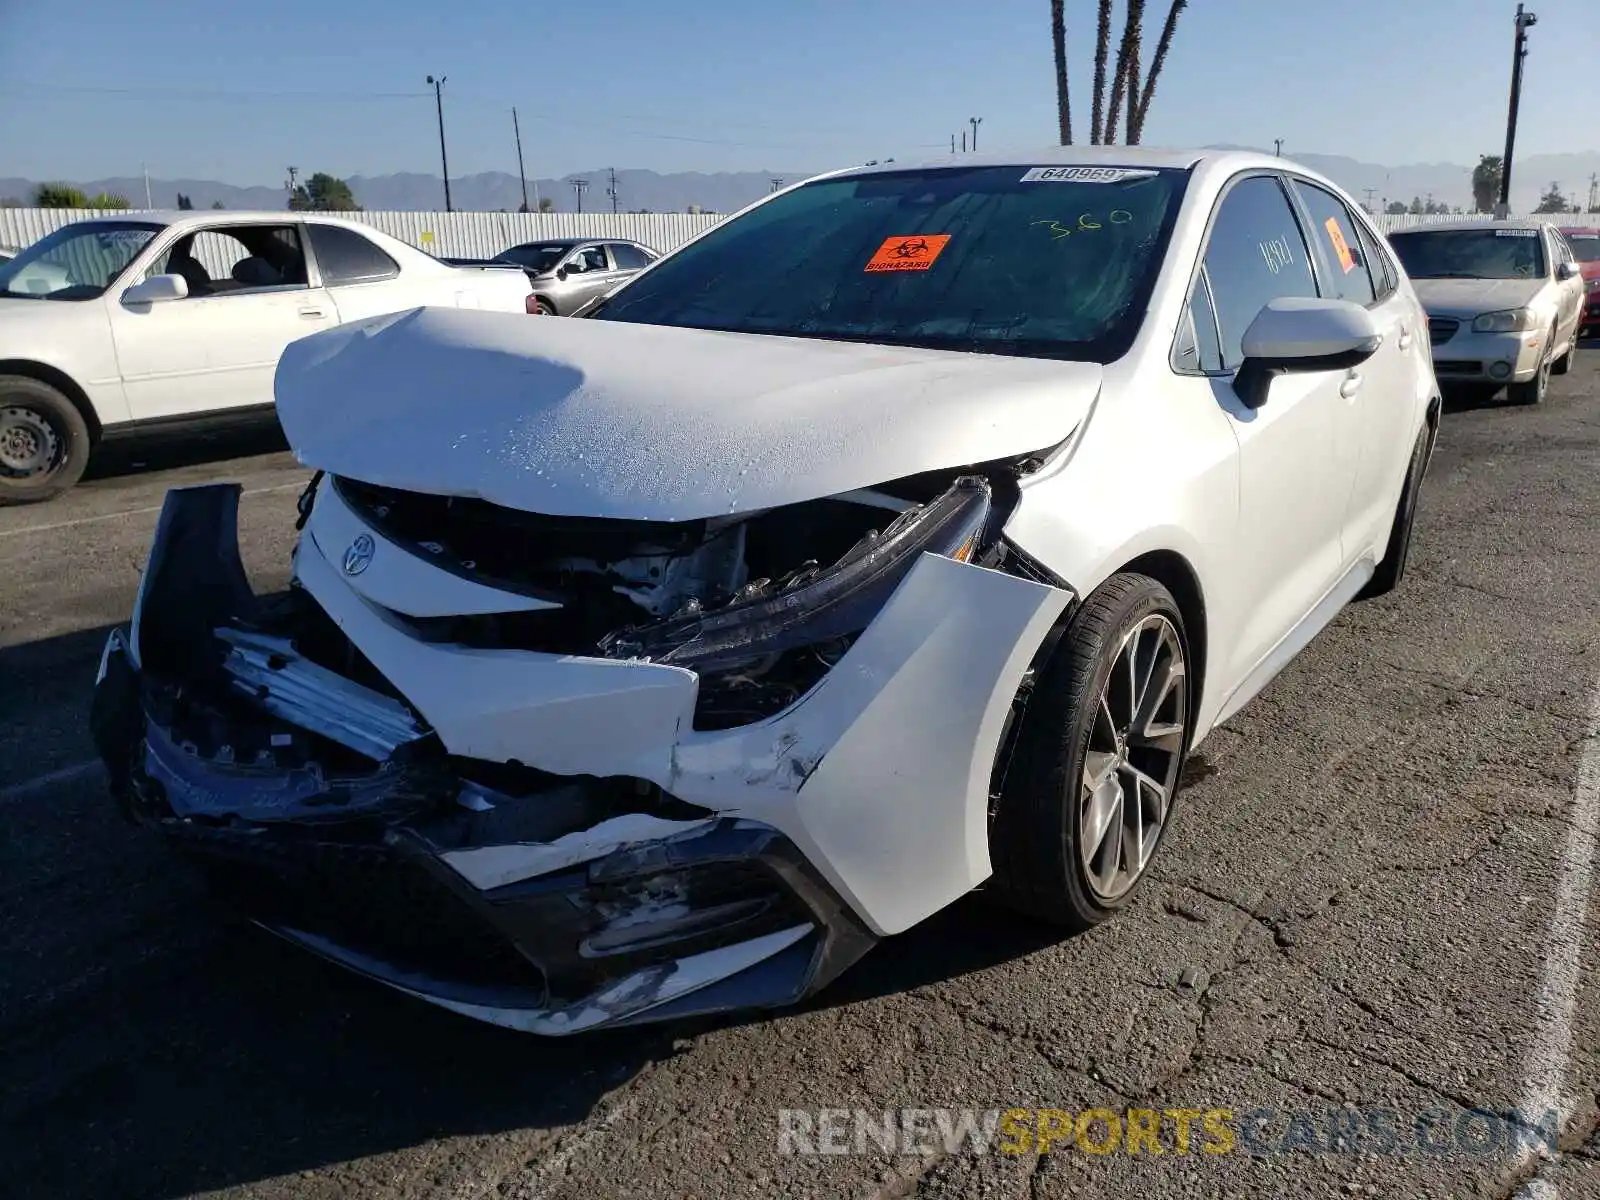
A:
[273,921,813,1035]
[442,812,717,890]
[216,627,430,762]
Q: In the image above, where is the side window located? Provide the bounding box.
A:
[610,243,653,270]
[308,225,400,285]
[1174,269,1225,374]
[146,225,308,296]
[1290,180,1377,306]
[1202,176,1320,370]
[1354,221,1397,300]
[575,246,608,273]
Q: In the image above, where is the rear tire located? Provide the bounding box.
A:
[1356,421,1432,601]
[0,376,91,505]
[988,573,1191,929]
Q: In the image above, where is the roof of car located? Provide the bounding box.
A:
[827,145,1297,179]
[58,210,382,230]
[1558,225,1599,235]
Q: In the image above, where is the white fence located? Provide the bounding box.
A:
[0,208,725,259]
[0,205,1548,261]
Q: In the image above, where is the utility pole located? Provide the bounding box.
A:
[770,177,784,192]
[1498,5,1537,217]
[426,74,452,212]
[1362,187,1377,214]
[572,178,588,213]
[607,167,619,214]
[1587,173,1598,212]
[969,116,983,151]
[512,107,528,212]
[951,133,956,154]
[961,129,967,152]
[285,166,299,209]
[1274,138,1284,157]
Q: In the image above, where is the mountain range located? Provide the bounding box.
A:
[4,147,1597,215]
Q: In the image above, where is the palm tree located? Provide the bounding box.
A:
[1130,1,1188,143]
[1104,0,1145,144]
[1050,1,1072,144]
[1090,0,1113,143]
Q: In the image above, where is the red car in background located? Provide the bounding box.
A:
[1560,226,1600,337]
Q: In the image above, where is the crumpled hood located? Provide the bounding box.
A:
[1411,276,1544,315]
[274,306,1101,521]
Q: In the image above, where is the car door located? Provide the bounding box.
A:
[1548,229,1584,347]
[111,222,336,421]
[561,244,616,308]
[1287,178,1418,562]
[303,223,408,323]
[1192,174,1349,686]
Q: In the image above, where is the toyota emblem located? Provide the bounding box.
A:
[343,534,375,576]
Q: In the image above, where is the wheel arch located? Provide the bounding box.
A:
[1116,548,1209,724]
[0,359,103,443]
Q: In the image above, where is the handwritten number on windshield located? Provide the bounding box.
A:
[1031,210,1135,240]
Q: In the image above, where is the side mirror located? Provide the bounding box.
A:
[1557,261,1580,281]
[1233,297,1382,410]
[122,273,189,305]
[555,266,570,281]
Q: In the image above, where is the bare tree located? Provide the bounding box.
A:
[1130,0,1188,143]
[1051,0,1073,144]
[1090,0,1113,144]
[1103,0,1145,144]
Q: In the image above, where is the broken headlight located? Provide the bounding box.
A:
[601,476,991,675]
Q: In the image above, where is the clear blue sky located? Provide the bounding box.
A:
[1,0,1595,184]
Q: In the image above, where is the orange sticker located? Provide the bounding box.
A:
[1324,217,1356,273]
[865,234,951,272]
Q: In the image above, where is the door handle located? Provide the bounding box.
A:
[298,307,326,319]
[1339,372,1363,399]
[1398,326,1413,350]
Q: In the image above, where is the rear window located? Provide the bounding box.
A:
[498,242,572,274]
[590,164,1190,362]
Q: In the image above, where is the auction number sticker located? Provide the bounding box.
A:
[1495,228,1538,237]
[1325,217,1357,273]
[865,234,952,272]
[1020,166,1159,183]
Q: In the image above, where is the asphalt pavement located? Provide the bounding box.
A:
[2,361,1599,1200]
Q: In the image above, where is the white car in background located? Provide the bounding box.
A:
[94,149,1440,1033]
[0,212,534,503]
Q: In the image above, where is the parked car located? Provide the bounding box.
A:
[1557,225,1600,337]
[0,246,17,264]
[493,238,659,314]
[1386,219,1585,404]
[93,148,1439,1034]
[0,212,534,503]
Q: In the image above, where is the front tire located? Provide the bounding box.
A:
[0,376,91,505]
[1506,331,1556,405]
[1551,335,1575,376]
[535,296,557,315]
[988,573,1191,929]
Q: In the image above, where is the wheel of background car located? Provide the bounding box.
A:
[1551,336,1575,376]
[0,376,91,505]
[1506,328,1556,405]
[988,572,1190,928]
[1357,421,1432,602]
[536,296,557,315]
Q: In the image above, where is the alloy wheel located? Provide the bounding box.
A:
[1079,613,1187,901]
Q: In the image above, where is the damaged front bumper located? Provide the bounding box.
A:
[91,481,1069,1033]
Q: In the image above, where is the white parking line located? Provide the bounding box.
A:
[1514,674,1600,1193]
[0,759,101,805]
[0,480,305,541]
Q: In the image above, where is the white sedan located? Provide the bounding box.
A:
[0,212,533,502]
[92,148,1439,1033]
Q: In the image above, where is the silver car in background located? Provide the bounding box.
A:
[495,238,659,315]
[1387,219,1585,405]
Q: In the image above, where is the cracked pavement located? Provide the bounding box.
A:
[2,356,1599,1199]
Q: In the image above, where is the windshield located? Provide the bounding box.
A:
[588,164,1189,361]
[0,221,162,300]
[1388,228,1547,280]
[497,242,574,274]
[1563,233,1600,264]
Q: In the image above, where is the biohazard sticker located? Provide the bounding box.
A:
[1020,166,1159,183]
[865,234,952,272]
[1325,217,1356,273]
